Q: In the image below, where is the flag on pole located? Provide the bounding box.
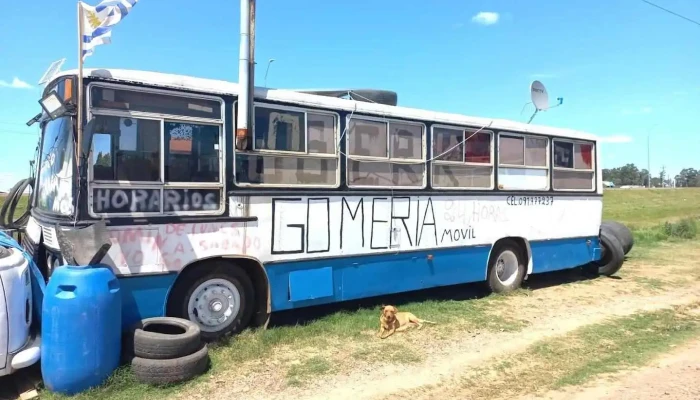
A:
[79,0,139,60]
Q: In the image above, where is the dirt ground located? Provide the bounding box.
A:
[527,338,700,400]
[177,240,700,400]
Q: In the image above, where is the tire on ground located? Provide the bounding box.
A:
[168,261,255,342]
[131,343,210,386]
[602,220,634,255]
[595,227,625,276]
[487,240,526,293]
[129,317,201,360]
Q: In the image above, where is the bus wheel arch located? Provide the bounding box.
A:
[166,256,270,340]
[486,237,531,293]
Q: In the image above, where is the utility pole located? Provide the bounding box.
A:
[647,134,651,188]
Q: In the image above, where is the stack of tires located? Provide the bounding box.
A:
[591,220,634,277]
[123,317,210,385]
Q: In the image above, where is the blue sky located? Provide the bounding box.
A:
[0,0,698,190]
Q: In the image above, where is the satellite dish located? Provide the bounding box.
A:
[530,80,549,110]
[38,58,66,85]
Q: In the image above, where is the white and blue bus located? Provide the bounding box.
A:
[20,68,608,340]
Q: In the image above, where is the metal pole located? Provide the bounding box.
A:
[235,0,251,150]
[249,0,255,126]
[77,1,85,169]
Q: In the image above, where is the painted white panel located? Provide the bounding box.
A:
[55,194,602,276]
[102,228,165,274]
[498,168,548,190]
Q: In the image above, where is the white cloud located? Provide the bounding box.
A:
[471,12,500,26]
[0,77,33,89]
[598,135,633,143]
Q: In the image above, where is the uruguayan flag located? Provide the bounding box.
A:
[80,0,138,60]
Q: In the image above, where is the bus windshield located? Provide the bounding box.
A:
[35,116,75,216]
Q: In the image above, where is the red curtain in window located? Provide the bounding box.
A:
[465,132,491,163]
[579,144,592,169]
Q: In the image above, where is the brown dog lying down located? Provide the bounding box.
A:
[377,305,436,339]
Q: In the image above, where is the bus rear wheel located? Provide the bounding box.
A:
[487,242,526,293]
[168,263,254,341]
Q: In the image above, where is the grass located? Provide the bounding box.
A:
[0,194,29,220]
[628,218,698,247]
[457,304,700,399]
[286,356,333,387]
[602,187,700,228]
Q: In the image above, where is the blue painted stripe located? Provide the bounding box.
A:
[117,273,177,329]
[265,236,600,312]
[530,236,600,273]
[266,244,492,312]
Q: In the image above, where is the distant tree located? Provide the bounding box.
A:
[659,166,667,186]
[676,168,699,187]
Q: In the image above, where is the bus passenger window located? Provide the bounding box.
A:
[347,118,425,188]
[431,127,494,189]
[497,134,549,191]
[235,105,339,187]
[553,140,595,190]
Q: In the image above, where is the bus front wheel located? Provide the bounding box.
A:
[487,242,526,293]
[169,262,255,341]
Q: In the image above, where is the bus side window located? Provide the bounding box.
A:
[497,133,549,191]
[346,118,425,189]
[235,105,339,187]
[431,127,494,190]
[552,140,595,191]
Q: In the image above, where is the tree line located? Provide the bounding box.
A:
[603,164,700,187]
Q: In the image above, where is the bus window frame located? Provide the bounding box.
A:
[345,114,428,190]
[551,138,597,192]
[233,101,342,189]
[430,123,495,190]
[86,81,226,218]
[497,131,551,191]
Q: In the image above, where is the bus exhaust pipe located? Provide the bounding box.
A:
[236,0,254,150]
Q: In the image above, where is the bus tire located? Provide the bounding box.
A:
[169,262,255,341]
[487,241,526,293]
[602,220,633,255]
[594,228,625,276]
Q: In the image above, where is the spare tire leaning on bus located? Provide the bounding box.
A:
[590,226,625,277]
[601,220,634,255]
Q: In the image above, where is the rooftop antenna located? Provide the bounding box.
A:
[524,80,563,124]
[38,58,66,86]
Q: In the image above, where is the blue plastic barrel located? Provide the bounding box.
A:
[41,264,122,395]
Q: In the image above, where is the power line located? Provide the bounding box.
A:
[640,0,700,27]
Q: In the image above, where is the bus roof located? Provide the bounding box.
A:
[53,68,598,142]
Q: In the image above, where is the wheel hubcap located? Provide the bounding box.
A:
[187,278,241,333]
[496,250,519,286]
